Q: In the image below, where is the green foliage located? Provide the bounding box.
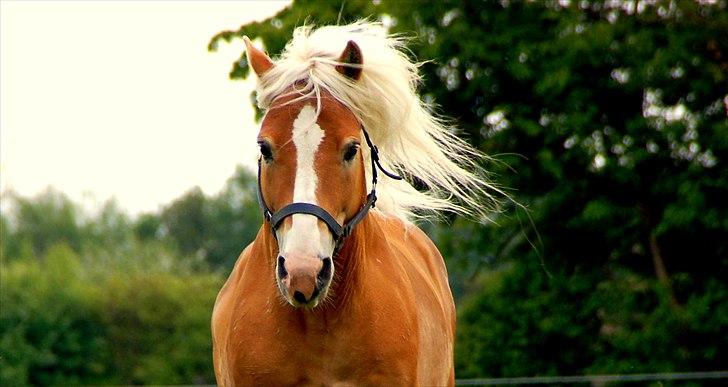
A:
[150,166,262,270]
[0,167,261,384]
[455,260,728,378]
[0,240,223,385]
[160,187,207,257]
[91,268,221,384]
[1,186,228,385]
[1,244,104,385]
[455,259,598,378]
[3,189,84,260]
[200,169,263,269]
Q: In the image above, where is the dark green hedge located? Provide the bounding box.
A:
[0,243,223,385]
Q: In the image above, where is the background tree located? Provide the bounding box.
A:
[150,166,261,270]
[3,189,83,260]
[1,191,225,385]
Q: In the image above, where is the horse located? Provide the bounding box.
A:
[212,21,497,386]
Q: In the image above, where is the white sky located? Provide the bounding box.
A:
[1,0,289,216]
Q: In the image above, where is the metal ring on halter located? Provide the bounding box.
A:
[256,127,402,246]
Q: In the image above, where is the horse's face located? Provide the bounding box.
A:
[258,93,366,308]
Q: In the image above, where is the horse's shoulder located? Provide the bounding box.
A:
[211,242,254,386]
[212,234,272,326]
[212,243,252,330]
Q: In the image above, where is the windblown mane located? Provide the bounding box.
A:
[255,21,500,222]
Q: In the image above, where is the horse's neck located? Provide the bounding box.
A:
[328,217,372,309]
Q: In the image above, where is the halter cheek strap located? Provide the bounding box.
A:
[256,128,402,244]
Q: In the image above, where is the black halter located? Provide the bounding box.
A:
[256,128,402,244]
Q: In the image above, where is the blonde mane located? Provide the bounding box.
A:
[254,21,500,222]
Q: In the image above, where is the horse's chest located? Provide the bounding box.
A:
[224,313,417,385]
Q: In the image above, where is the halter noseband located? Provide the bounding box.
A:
[256,128,402,245]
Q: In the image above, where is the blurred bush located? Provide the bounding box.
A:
[0,168,258,384]
[0,240,223,385]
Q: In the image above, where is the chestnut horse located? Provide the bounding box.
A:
[212,21,497,386]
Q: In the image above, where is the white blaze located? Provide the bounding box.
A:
[277,105,335,257]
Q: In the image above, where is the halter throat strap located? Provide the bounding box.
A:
[256,127,402,244]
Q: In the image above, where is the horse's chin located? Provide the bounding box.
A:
[291,297,320,309]
[276,279,331,309]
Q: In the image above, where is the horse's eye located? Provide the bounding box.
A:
[343,143,359,162]
[258,141,273,161]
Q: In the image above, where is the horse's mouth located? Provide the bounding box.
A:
[276,274,332,309]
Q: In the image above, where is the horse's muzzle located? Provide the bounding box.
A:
[276,253,333,307]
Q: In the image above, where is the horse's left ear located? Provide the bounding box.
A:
[336,40,363,80]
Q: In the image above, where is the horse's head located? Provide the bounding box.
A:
[248,38,367,308]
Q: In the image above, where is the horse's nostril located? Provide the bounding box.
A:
[317,257,333,285]
[293,291,308,304]
[277,256,288,278]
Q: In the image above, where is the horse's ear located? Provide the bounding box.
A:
[243,36,274,77]
[336,40,363,80]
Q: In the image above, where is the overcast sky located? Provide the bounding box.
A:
[1,0,289,216]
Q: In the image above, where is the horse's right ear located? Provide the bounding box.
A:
[243,36,274,77]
